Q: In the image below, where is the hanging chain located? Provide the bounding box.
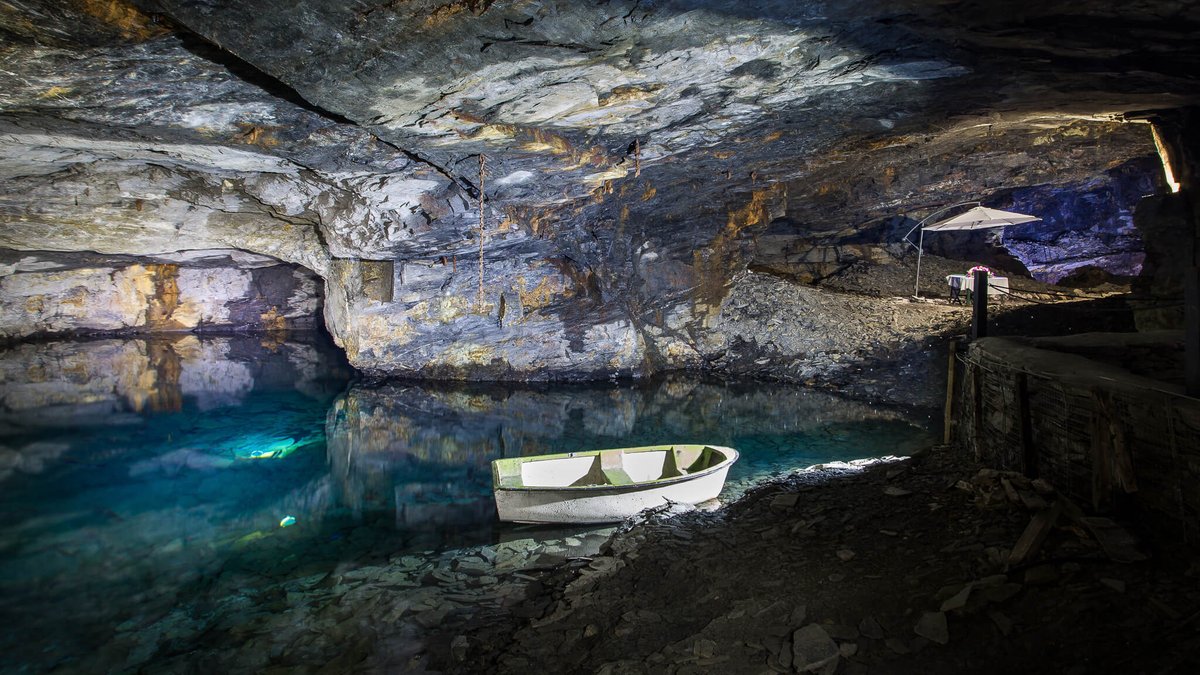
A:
[634,138,641,177]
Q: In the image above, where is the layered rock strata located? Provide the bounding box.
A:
[1,0,1197,382]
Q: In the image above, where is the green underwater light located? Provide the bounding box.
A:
[233,436,299,460]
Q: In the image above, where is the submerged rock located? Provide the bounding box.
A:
[791,624,841,674]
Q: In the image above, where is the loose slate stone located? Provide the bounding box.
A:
[977,583,1023,605]
[883,487,913,497]
[940,585,973,613]
[792,624,840,674]
[1080,517,1149,563]
[988,610,1014,636]
[788,605,809,627]
[836,549,856,562]
[1023,564,1059,586]
[885,638,911,654]
[477,546,498,564]
[859,616,885,640]
[693,637,717,659]
[914,612,949,645]
[825,624,859,640]
[771,493,801,510]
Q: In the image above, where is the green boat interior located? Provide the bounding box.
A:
[494,446,723,489]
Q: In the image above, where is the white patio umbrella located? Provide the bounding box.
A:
[903,203,1041,297]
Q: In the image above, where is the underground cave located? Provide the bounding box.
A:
[1,0,1199,673]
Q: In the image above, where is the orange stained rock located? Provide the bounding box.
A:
[73,0,168,41]
[691,184,787,309]
[423,0,496,28]
[233,124,280,147]
[598,83,665,106]
[145,264,183,330]
[516,275,566,313]
[260,307,288,332]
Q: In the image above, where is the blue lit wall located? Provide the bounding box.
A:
[1001,156,1164,283]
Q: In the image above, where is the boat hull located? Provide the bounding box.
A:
[494,458,734,524]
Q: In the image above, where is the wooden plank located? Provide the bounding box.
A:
[1008,501,1063,567]
[1186,265,1199,396]
[1090,388,1138,510]
[943,338,959,445]
[1015,372,1037,478]
[1109,411,1138,494]
[1090,388,1115,512]
[1001,477,1020,504]
[971,362,986,462]
[600,450,635,486]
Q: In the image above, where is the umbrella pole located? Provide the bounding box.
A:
[914,227,925,298]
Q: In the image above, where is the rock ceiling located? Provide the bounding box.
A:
[0,0,1197,379]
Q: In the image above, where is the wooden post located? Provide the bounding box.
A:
[1185,172,1199,396]
[1015,372,1036,478]
[1187,264,1199,396]
[970,269,989,340]
[943,338,959,444]
[1008,501,1063,568]
[1088,388,1138,511]
[971,362,985,462]
[1090,389,1113,512]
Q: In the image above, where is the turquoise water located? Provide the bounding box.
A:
[0,336,934,672]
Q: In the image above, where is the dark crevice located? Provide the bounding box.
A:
[171,30,357,126]
[477,35,601,53]
[169,27,474,196]
[373,137,480,199]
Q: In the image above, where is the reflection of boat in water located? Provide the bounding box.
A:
[492,445,739,524]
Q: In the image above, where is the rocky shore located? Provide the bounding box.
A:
[439,446,1200,674]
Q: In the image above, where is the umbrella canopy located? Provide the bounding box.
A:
[903,202,1041,298]
[923,205,1041,231]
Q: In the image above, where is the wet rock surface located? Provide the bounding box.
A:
[451,447,1200,674]
[1,1,1196,379]
[0,250,321,339]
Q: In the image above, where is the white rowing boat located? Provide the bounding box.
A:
[491,444,739,524]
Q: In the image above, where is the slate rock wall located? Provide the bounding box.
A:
[1001,158,1161,283]
[0,255,322,339]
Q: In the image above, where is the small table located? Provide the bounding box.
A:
[946,274,1009,302]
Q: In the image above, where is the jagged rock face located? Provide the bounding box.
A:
[885,157,1161,284]
[1,0,1197,382]
[0,250,321,339]
[1000,159,1160,283]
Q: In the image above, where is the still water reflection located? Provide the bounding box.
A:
[0,335,933,672]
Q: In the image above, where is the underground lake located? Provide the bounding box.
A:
[0,334,933,672]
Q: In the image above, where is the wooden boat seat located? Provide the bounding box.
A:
[600,449,636,486]
[659,448,682,479]
[673,446,713,473]
[567,455,609,487]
